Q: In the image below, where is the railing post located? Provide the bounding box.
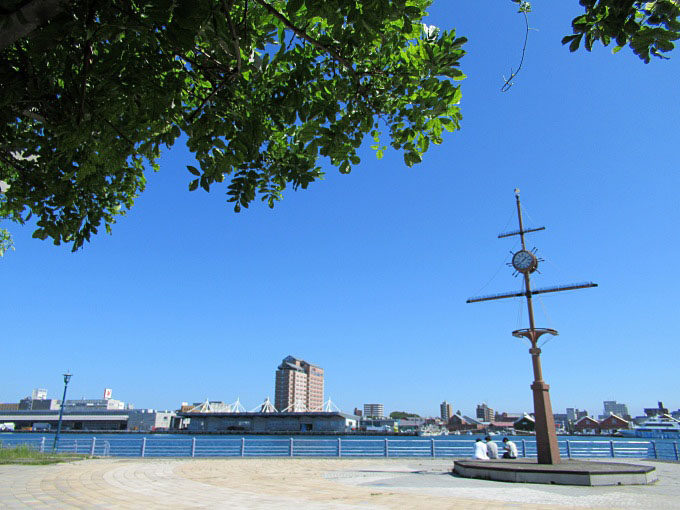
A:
[522,440,526,458]
[610,440,615,458]
[289,437,294,457]
[90,437,96,457]
[337,438,342,457]
[191,437,196,458]
[651,441,657,459]
[141,437,147,458]
[241,437,245,457]
[75,439,78,453]
[39,437,45,453]
[385,438,389,457]
[565,440,571,459]
[673,442,678,461]
[431,438,435,457]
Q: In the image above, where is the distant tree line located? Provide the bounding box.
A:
[389,411,420,420]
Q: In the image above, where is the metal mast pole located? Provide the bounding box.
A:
[467,190,597,465]
[514,192,561,464]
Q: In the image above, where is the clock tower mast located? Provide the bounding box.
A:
[467,189,597,464]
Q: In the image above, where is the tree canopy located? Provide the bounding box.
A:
[389,411,420,419]
[0,0,678,251]
[0,0,465,250]
[563,0,680,63]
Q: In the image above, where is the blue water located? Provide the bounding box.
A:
[1,432,678,460]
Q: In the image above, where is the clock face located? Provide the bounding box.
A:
[512,250,536,272]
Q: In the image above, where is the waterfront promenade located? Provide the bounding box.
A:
[0,458,678,509]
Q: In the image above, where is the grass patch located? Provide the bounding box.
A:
[0,444,86,465]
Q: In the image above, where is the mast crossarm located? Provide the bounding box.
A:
[466,290,525,303]
[466,282,597,303]
[531,282,598,295]
[497,226,545,239]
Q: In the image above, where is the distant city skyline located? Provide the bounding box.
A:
[3,382,676,421]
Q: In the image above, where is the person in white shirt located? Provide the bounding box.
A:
[502,437,518,459]
[473,438,489,460]
[485,436,499,459]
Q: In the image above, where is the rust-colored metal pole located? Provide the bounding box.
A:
[529,343,561,464]
[514,193,561,465]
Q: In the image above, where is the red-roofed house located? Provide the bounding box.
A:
[598,414,630,433]
[574,416,599,435]
[447,413,482,432]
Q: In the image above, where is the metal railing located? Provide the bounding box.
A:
[1,437,678,461]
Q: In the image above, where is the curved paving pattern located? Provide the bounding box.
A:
[0,458,677,509]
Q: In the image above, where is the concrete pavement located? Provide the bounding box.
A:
[0,457,677,509]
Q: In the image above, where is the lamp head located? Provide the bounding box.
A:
[63,373,72,385]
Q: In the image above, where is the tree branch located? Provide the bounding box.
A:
[79,1,95,124]
[0,0,69,51]
[224,7,242,72]
[252,0,357,77]
[185,79,231,125]
[501,3,530,92]
[99,116,135,149]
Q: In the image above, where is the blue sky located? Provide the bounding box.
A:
[2,1,679,419]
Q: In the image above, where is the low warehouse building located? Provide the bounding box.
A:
[180,412,358,433]
[0,410,129,431]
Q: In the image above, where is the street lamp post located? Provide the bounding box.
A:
[52,372,72,453]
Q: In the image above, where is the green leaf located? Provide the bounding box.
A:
[187,165,200,176]
[200,176,210,192]
[569,35,582,52]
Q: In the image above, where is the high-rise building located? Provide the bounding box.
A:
[602,400,630,419]
[440,401,453,421]
[476,403,494,422]
[274,355,324,412]
[566,408,588,422]
[363,404,384,418]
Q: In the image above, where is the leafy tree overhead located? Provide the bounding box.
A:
[563,0,680,63]
[0,0,465,250]
[1,0,678,251]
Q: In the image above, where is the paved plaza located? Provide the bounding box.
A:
[0,457,678,509]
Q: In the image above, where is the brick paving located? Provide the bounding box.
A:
[0,458,677,509]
